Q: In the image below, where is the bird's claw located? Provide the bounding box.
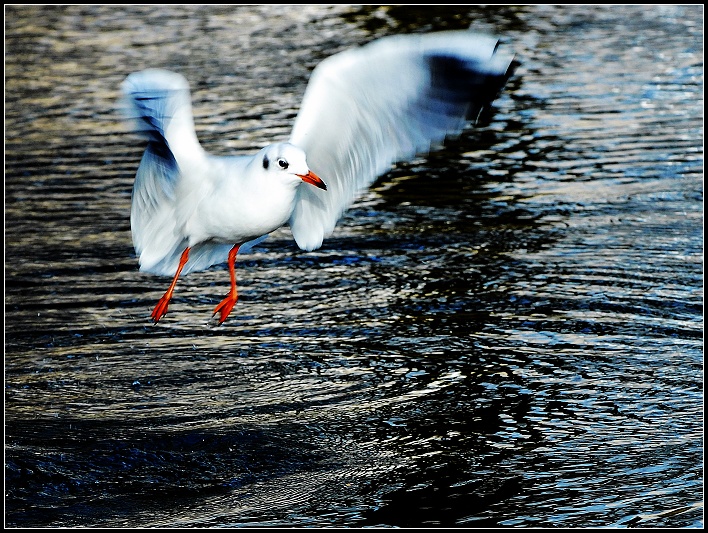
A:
[151,296,171,324]
[212,295,237,325]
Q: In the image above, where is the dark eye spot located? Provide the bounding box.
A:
[277,158,289,169]
[262,156,269,170]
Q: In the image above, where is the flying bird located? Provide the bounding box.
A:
[122,30,515,324]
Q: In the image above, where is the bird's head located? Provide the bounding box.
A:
[259,143,327,191]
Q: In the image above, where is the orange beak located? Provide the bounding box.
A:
[298,170,327,191]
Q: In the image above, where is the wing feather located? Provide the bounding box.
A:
[122,69,208,276]
[288,31,515,251]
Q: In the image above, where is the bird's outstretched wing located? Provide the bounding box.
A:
[122,69,209,276]
[288,31,515,251]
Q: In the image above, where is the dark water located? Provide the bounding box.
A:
[4,5,703,528]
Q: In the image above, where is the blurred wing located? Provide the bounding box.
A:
[288,31,515,251]
[122,69,208,276]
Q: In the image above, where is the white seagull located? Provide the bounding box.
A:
[122,30,515,324]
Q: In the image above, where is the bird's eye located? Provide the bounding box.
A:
[277,158,289,169]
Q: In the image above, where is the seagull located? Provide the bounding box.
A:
[122,30,515,324]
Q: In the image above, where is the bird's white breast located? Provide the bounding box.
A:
[183,155,300,246]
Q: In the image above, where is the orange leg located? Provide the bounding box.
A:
[151,247,190,323]
[212,244,241,324]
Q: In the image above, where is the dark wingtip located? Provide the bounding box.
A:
[425,46,517,125]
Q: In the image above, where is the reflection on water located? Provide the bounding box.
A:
[4,4,703,528]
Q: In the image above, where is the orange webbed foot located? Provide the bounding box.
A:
[149,247,190,324]
[212,293,238,325]
[151,294,171,323]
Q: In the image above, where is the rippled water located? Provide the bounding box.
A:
[5,5,703,528]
